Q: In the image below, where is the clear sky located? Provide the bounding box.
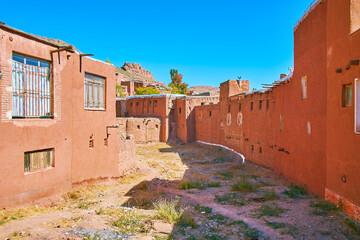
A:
[1,0,314,90]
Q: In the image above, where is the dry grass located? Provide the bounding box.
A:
[0,206,55,226]
[118,171,148,184]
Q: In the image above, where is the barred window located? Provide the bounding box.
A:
[12,53,52,118]
[84,73,105,109]
[24,148,54,173]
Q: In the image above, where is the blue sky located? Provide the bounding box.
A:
[2,0,314,90]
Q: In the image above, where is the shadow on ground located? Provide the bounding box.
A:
[120,142,360,240]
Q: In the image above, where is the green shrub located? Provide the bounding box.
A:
[135,87,160,95]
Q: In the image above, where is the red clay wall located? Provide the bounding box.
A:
[122,95,219,143]
[276,0,328,196]
[0,26,128,207]
[0,28,72,207]
[195,0,332,200]
[125,96,169,141]
[325,0,360,215]
[70,56,120,183]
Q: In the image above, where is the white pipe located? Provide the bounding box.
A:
[196,140,245,164]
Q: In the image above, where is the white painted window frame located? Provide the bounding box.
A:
[355,78,360,134]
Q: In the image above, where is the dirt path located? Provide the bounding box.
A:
[0,142,359,240]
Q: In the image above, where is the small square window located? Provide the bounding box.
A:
[250,102,254,111]
[154,100,157,107]
[228,105,231,113]
[130,102,133,107]
[343,84,353,107]
[179,108,182,114]
[259,100,263,110]
[136,102,139,106]
[84,73,106,110]
[24,148,54,173]
[301,76,307,100]
[209,111,212,117]
[239,103,242,112]
[280,114,284,132]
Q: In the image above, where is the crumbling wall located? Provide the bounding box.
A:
[116,117,161,143]
[117,133,136,176]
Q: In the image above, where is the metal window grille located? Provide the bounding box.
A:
[12,54,52,118]
[24,148,54,173]
[84,73,105,109]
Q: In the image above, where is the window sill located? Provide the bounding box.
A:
[11,119,57,127]
[84,107,106,111]
[24,167,54,175]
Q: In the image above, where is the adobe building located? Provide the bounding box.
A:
[0,23,135,208]
[117,94,219,143]
[195,0,360,221]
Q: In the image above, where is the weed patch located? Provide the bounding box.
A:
[231,176,259,193]
[213,157,226,163]
[111,211,150,233]
[177,209,197,228]
[179,180,205,190]
[179,180,221,190]
[282,185,307,198]
[263,189,279,201]
[310,200,340,216]
[153,198,182,224]
[255,202,285,218]
[215,193,246,206]
[345,218,360,235]
[194,205,213,214]
[237,220,260,239]
[216,171,233,180]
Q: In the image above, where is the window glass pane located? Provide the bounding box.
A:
[347,86,353,105]
[25,57,39,67]
[12,53,25,63]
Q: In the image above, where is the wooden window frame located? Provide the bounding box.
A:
[24,148,54,173]
[84,73,106,110]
